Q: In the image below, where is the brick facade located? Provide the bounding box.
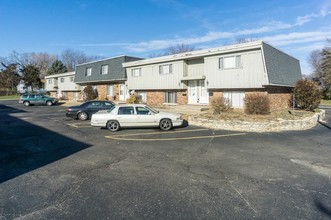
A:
[95,84,121,101]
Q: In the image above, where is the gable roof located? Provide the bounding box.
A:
[75,55,143,84]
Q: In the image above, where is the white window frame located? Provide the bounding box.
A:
[107,85,113,96]
[164,92,177,103]
[48,79,52,84]
[131,68,141,77]
[101,65,108,75]
[159,64,172,75]
[219,55,241,69]
[86,67,92,76]
[70,76,74,82]
[60,78,64,83]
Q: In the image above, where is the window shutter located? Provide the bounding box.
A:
[236,55,241,68]
[219,58,223,69]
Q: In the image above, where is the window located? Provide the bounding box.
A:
[137,92,147,103]
[135,107,150,115]
[131,68,141,77]
[70,77,74,82]
[223,91,245,108]
[118,107,134,115]
[48,79,52,84]
[60,78,64,83]
[159,64,172,74]
[107,85,113,96]
[219,55,241,69]
[101,65,108,74]
[164,92,177,103]
[86,67,92,76]
[87,101,102,108]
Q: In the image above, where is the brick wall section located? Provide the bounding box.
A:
[97,85,107,100]
[145,90,188,106]
[113,84,120,101]
[146,91,164,106]
[266,87,292,110]
[95,84,120,101]
[177,91,188,105]
[208,90,223,105]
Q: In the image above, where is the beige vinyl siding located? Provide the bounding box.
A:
[127,61,185,90]
[205,50,267,89]
[186,59,204,78]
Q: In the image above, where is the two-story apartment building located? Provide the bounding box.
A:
[74,56,143,102]
[45,72,82,100]
[123,41,302,109]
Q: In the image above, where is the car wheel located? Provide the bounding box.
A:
[23,101,30,106]
[46,101,53,106]
[78,112,88,120]
[159,119,172,131]
[106,120,120,132]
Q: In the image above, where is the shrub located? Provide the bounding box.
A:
[211,96,231,114]
[83,85,98,101]
[293,79,321,111]
[244,92,270,115]
[126,95,139,104]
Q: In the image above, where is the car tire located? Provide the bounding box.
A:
[106,120,120,132]
[78,112,88,120]
[159,118,172,131]
[46,101,53,106]
[23,101,30,106]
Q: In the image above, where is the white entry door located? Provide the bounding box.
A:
[119,84,127,101]
[188,81,198,104]
[188,80,209,104]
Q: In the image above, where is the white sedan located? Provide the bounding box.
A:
[91,104,183,131]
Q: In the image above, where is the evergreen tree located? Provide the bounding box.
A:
[0,64,20,95]
[21,65,41,91]
[47,60,67,75]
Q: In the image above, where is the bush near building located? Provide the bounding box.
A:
[210,96,231,114]
[244,92,270,115]
[293,79,321,111]
[83,85,98,101]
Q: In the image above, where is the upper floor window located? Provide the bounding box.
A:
[70,76,74,82]
[101,65,108,74]
[131,68,141,77]
[48,79,52,84]
[219,55,241,69]
[159,64,172,75]
[86,67,92,76]
[60,78,65,83]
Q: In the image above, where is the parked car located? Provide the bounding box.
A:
[91,104,183,131]
[19,93,58,106]
[66,101,115,120]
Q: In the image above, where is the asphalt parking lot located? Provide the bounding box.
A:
[1,100,331,219]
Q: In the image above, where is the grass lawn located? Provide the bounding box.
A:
[0,95,20,100]
[320,99,331,105]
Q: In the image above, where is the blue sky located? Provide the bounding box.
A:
[1,0,330,75]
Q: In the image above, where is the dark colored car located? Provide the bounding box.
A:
[19,93,58,106]
[66,101,115,120]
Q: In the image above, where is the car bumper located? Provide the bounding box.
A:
[91,120,105,127]
[172,120,183,127]
[66,112,77,118]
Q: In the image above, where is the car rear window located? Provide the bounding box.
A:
[118,107,134,115]
[21,95,28,98]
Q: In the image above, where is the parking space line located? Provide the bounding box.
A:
[105,132,246,141]
[68,123,91,128]
[105,128,209,137]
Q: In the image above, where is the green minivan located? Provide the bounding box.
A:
[19,93,58,106]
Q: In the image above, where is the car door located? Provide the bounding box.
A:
[135,106,158,126]
[86,101,104,115]
[29,94,36,104]
[116,106,137,127]
[34,94,44,105]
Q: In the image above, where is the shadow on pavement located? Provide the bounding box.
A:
[0,103,91,183]
[315,199,331,218]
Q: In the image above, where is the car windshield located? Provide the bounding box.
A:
[145,106,159,114]
[107,105,116,113]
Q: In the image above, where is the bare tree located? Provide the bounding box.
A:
[307,49,323,77]
[61,49,103,72]
[163,44,196,55]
